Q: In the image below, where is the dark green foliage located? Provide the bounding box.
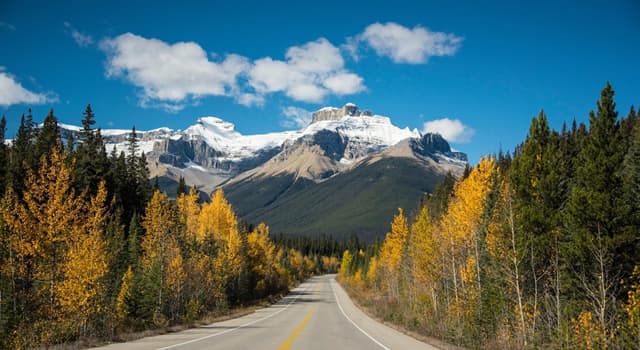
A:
[273,233,351,257]
[74,104,110,194]
[421,171,455,222]
[176,176,187,196]
[9,112,35,195]
[0,116,7,195]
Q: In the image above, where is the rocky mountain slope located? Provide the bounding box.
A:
[60,103,467,239]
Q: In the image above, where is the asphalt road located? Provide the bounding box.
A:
[94,274,438,350]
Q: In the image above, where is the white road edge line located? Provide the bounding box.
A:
[156,281,312,350]
[330,278,391,350]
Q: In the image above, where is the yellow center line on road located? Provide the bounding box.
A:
[276,307,315,350]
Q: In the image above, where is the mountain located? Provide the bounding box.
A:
[59,103,467,240]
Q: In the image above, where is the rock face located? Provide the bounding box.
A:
[310,103,373,123]
[411,133,468,162]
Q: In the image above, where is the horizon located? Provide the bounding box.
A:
[1,0,639,164]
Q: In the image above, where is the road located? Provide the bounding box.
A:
[94,274,438,350]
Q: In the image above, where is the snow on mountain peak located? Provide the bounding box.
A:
[58,104,432,165]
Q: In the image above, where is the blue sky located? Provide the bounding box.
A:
[1,0,639,163]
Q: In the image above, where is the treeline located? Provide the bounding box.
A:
[272,233,370,258]
[339,83,640,349]
[0,106,337,348]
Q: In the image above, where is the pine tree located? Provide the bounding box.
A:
[75,105,109,194]
[0,115,7,195]
[9,113,35,194]
[34,109,60,163]
[176,176,187,196]
[566,82,626,339]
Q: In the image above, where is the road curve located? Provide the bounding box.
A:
[93,274,438,350]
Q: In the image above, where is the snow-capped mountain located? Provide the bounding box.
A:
[64,103,465,194]
[59,103,467,238]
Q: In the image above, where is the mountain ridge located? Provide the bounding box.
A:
[58,103,467,239]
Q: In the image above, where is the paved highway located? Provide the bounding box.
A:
[94,274,438,350]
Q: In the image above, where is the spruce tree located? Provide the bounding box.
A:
[0,116,7,195]
[567,82,625,241]
[565,83,628,333]
[75,104,108,194]
[34,109,61,162]
[9,114,31,195]
[176,176,187,196]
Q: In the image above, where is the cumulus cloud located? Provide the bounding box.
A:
[248,38,365,103]
[101,33,249,111]
[0,71,56,106]
[323,73,365,95]
[64,22,94,47]
[423,118,475,143]
[349,22,462,64]
[100,34,365,111]
[281,106,312,128]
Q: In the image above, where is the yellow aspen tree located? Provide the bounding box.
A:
[56,181,109,336]
[1,145,82,326]
[486,177,530,346]
[116,266,134,323]
[339,250,352,278]
[165,239,185,320]
[199,189,243,291]
[198,189,238,245]
[411,206,440,317]
[176,186,200,243]
[141,190,178,317]
[246,223,277,296]
[378,208,409,298]
[439,157,495,316]
[624,266,640,344]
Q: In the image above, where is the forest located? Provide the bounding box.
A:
[0,106,339,348]
[339,83,640,349]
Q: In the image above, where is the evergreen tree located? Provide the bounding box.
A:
[622,117,640,253]
[34,109,61,164]
[0,116,7,195]
[75,105,109,194]
[9,113,35,195]
[176,176,187,196]
[565,82,627,338]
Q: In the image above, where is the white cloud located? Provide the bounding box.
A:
[64,22,94,47]
[423,118,474,143]
[100,34,365,111]
[354,22,462,64]
[323,73,365,95]
[281,106,312,128]
[248,38,365,103]
[0,71,56,107]
[101,33,248,112]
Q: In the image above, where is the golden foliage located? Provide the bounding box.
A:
[572,311,608,350]
[176,186,201,243]
[116,266,134,322]
[625,266,640,338]
[339,250,352,277]
[56,181,109,332]
[378,208,409,297]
